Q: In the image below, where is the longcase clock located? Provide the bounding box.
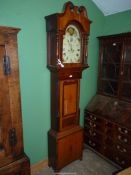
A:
[45,1,91,171]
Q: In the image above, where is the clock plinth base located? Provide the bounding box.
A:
[48,126,83,171]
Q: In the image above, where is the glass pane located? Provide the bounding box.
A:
[123,64,131,81]
[102,42,122,64]
[122,41,131,100]
[99,41,122,95]
[122,83,131,100]
[99,80,118,96]
[101,64,120,80]
[123,42,131,81]
[124,44,131,63]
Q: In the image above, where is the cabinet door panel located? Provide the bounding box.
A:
[63,81,78,116]
[122,40,131,100]
[98,40,122,96]
[60,79,80,130]
[57,130,83,170]
[0,45,12,163]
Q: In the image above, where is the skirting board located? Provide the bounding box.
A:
[31,159,48,174]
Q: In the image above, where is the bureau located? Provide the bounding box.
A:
[84,33,131,169]
[84,95,131,168]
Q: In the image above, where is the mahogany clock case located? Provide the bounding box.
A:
[45,1,91,171]
[45,1,91,70]
[0,26,30,174]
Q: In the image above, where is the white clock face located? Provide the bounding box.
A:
[62,25,81,63]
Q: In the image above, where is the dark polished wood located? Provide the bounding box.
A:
[97,33,131,102]
[84,33,131,169]
[45,1,91,171]
[0,26,30,174]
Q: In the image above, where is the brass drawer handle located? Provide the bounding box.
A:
[117,145,120,149]
[116,145,127,153]
[124,138,128,143]
[89,140,96,147]
[121,161,125,165]
[90,115,93,119]
[89,122,96,127]
[93,132,96,136]
[89,130,96,136]
[118,127,128,134]
[118,135,128,143]
[90,115,96,120]
[115,157,125,165]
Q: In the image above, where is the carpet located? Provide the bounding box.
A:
[33,148,119,175]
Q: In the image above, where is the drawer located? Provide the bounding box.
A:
[104,147,117,164]
[115,134,131,146]
[85,138,103,154]
[114,143,131,156]
[115,125,131,136]
[84,112,97,121]
[84,112,114,135]
[84,113,103,124]
[112,152,131,168]
[84,109,131,168]
[84,130,105,145]
[114,125,131,146]
[59,71,81,80]
[84,121,111,134]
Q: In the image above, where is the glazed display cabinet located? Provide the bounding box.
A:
[84,33,131,169]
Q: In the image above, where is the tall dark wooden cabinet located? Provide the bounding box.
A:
[0,26,30,175]
[45,1,91,171]
[84,33,131,169]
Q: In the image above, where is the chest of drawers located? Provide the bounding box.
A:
[84,95,131,168]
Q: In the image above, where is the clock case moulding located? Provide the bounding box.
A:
[45,1,92,74]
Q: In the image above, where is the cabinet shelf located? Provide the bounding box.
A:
[103,62,120,65]
[122,80,131,84]
[100,78,118,82]
[124,63,131,65]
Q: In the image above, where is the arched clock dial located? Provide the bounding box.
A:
[62,24,81,63]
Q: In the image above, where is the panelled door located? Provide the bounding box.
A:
[0,45,13,167]
[59,79,80,131]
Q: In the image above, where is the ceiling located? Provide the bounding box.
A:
[92,0,131,16]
